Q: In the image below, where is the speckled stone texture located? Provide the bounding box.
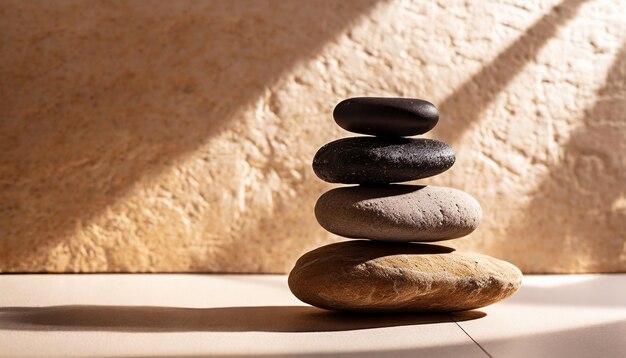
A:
[288,241,522,312]
[313,137,455,184]
[333,97,439,136]
[1,0,625,273]
[315,185,482,242]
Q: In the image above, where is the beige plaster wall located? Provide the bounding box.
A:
[1,0,625,273]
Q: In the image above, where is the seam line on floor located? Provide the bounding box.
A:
[450,314,493,358]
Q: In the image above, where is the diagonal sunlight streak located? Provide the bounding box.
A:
[0,0,382,271]
[433,0,589,145]
[503,40,626,273]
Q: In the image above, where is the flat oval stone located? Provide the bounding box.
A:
[289,241,522,312]
[315,185,481,242]
[313,137,455,184]
[333,97,439,137]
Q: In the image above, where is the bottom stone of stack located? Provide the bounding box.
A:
[288,240,522,312]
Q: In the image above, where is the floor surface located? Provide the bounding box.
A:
[0,274,625,357]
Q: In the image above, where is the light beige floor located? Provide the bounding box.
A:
[0,274,624,357]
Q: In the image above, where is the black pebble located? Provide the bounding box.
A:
[333,97,439,137]
[313,137,455,184]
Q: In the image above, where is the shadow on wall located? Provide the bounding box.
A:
[0,305,484,332]
[433,0,588,144]
[503,41,626,272]
[426,0,624,272]
[0,0,379,269]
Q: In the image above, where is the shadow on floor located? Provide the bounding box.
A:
[0,305,484,332]
[463,319,626,358]
[104,319,626,357]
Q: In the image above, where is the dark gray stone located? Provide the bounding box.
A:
[313,137,455,184]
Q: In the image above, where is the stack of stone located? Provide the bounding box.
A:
[288,97,522,312]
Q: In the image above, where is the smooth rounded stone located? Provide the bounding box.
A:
[315,185,481,242]
[288,241,522,312]
[313,137,455,184]
[333,97,439,137]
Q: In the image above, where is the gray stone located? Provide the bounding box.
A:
[288,240,522,312]
[315,185,482,242]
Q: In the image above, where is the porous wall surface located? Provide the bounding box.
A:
[1,0,625,273]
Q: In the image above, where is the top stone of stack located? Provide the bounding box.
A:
[333,97,439,137]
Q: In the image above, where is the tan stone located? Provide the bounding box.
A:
[315,185,482,242]
[288,241,522,312]
[1,0,625,273]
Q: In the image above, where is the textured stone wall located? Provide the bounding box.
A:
[1,0,625,273]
